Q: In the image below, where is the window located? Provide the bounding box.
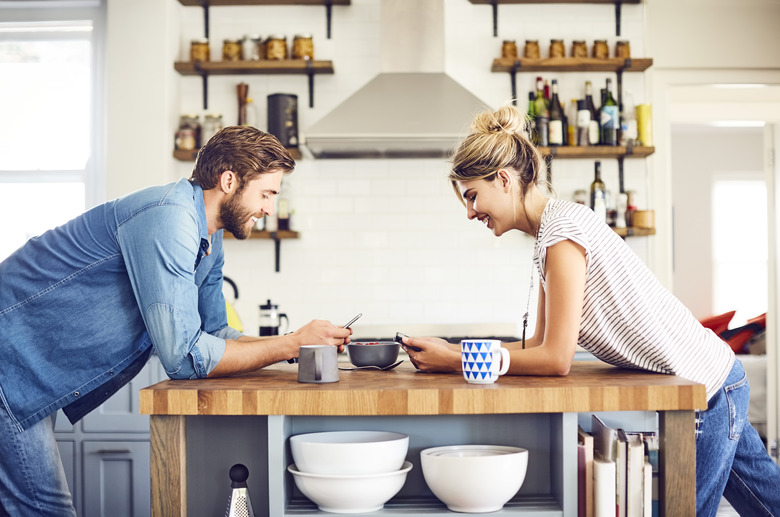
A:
[0,1,105,260]
[711,177,768,327]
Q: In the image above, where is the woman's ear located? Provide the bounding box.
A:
[497,169,513,192]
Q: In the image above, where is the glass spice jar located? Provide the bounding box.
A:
[549,39,565,58]
[571,40,588,58]
[615,40,631,58]
[266,34,288,60]
[592,40,609,59]
[178,114,202,148]
[190,39,210,62]
[222,39,242,61]
[501,40,518,59]
[242,34,263,61]
[524,40,540,59]
[202,113,224,146]
[292,34,314,60]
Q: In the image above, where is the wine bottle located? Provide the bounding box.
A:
[584,81,599,146]
[620,90,638,147]
[527,91,537,144]
[533,76,549,146]
[576,99,590,146]
[590,161,607,222]
[599,78,619,146]
[548,79,564,146]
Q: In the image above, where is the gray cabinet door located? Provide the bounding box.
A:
[82,441,150,517]
[81,355,165,433]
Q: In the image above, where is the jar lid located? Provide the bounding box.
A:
[294,34,312,39]
[502,39,516,44]
[223,38,241,43]
[550,39,563,43]
[525,39,538,43]
[191,38,209,44]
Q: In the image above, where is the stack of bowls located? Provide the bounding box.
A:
[420,445,529,513]
[287,430,411,513]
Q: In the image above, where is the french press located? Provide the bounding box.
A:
[258,299,289,336]
[224,463,254,517]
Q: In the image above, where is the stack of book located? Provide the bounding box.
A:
[578,415,659,517]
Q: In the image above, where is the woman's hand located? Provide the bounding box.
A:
[401,336,461,373]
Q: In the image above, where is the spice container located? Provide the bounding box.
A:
[190,39,210,62]
[592,40,609,59]
[524,40,540,59]
[501,40,518,59]
[549,39,565,58]
[202,113,224,146]
[177,114,201,149]
[222,39,242,61]
[242,34,263,60]
[266,34,288,60]
[571,40,587,58]
[292,34,314,60]
[615,40,631,58]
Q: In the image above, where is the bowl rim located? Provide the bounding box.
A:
[289,430,409,445]
[420,445,528,458]
[288,460,413,479]
[347,341,400,346]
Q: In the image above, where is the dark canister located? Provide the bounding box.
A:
[267,93,299,148]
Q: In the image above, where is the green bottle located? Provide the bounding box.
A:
[599,78,619,146]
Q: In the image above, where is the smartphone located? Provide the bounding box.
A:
[396,332,421,351]
[343,313,362,329]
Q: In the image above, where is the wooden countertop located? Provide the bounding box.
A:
[140,361,707,417]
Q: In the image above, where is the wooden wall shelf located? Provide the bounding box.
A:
[173,147,302,161]
[492,57,652,73]
[178,0,349,5]
[174,60,334,76]
[539,146,654,159]
[223,230,299,240]
[613,227,656,238]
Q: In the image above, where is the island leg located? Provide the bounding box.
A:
[658,410,696,517]
[150,415,187,517]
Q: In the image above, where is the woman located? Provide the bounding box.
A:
[401,104,780,516]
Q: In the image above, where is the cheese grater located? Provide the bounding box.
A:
[224,463,255,517]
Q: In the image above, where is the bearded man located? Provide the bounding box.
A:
[0,126,350,515]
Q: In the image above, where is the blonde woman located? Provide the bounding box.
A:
[400,104,780,516]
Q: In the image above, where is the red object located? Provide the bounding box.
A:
[699,311,736,335]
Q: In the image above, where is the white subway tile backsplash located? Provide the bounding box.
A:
[192,0,653,335]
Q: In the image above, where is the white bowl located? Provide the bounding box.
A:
[289,430,409,475]
[420,445,528,513]
[288,461,413,513]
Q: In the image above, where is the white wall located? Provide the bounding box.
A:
[671,127,764,320]
[103,0,780,335]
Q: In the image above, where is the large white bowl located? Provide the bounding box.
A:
[288,461,413,513]
[420,445,528,513]
[289,430,409,475]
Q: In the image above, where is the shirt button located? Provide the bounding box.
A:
[74,391,80,397]
[109,369,115,375]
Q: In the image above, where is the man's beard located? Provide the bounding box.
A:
[220,190,254,239]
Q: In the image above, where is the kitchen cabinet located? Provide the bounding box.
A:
[140,361,706,517]
[54,355,167,516]
[175,0,349,109]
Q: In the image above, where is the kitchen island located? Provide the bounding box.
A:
[139,361,706,517]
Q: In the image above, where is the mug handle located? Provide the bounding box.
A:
[497,347,510,376]
[314,347,322,381]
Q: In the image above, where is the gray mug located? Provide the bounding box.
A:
[297,345,339,383]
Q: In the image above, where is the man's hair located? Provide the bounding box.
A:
[190,126,295,190]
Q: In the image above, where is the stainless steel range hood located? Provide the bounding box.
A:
[303,0,491,159]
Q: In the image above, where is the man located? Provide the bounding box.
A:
[0,126,351,515]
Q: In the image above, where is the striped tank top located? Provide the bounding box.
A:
[535,198,734,401]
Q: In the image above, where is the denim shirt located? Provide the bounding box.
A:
[0,179,241,430]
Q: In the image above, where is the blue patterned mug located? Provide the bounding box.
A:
[460,339,510,384]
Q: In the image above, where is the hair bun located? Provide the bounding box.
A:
[472,105,526,136]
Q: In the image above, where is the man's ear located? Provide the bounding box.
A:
[219,170,236,194]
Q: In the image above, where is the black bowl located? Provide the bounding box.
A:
[346,341,401,368]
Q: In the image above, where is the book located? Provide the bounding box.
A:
[592,415,621,517]
[593,456,616,517]
[643,458,653,517]
[620,429,645,517]
[578,426,594,517]
[615,429,628,517]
